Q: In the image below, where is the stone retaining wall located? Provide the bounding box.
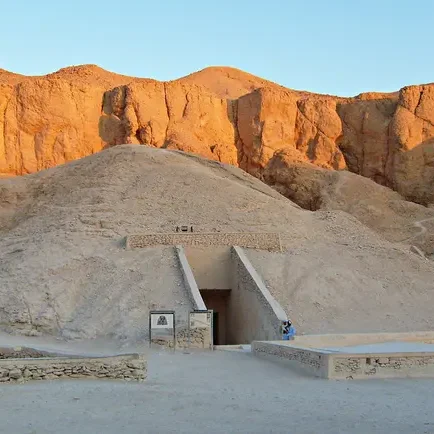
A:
[252,341,328,377]
[0,354,146,383]
[331,353,434,379]
[176,327,211,349]
[252,338,434,379]
[126,233,282,252]
[151,327,211,350]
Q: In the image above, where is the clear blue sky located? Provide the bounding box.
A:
[1,0,433,96]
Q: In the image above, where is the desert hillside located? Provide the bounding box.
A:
[264,154,434,256]
[1,64,433,207]
[0,145,433,340]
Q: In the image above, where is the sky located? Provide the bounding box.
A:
[1,0,433,96]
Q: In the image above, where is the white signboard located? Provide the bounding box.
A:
[189,311,211,329]
[150,313,174,329]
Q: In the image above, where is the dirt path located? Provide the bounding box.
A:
[403,217,434,243]
[0,350,433,433]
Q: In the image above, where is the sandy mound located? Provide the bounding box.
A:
[0,145,433,341]
[264,153,434,257]
[248,240,434,334]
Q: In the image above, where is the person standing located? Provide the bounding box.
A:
[282,320,296,340]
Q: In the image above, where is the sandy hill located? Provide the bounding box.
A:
[0,145,433,342]
[264,152,434,257]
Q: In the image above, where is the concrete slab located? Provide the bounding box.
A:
[326,341,434,354]
[214,344,252,352]
[252,332,434,380]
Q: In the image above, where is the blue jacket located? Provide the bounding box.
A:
[286,325,296,337]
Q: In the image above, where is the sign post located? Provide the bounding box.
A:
[189,310,213,350]
[149,311,176,349]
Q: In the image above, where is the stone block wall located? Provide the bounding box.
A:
[331,353,434,379]
[151,326,212,349]
[176,327,212,349]
[252,341,327,377]
[126,233,282,252]
[252,339,434,379]
[0,354,146,383]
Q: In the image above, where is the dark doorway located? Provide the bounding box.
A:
[213,312,219,345]
[200,290,230,345]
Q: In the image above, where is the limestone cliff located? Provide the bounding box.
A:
[0,65,433,204]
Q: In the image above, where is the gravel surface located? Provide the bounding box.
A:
[0,350,433,434]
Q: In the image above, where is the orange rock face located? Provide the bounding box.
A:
[0,65,433,204]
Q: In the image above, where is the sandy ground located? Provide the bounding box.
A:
[0,350,433,434]
[0,332,149,357]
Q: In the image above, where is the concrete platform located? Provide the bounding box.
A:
[214,344,252,352]
[252,332,434,379]
[326,342,434,354]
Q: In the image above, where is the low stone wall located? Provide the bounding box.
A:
[126,233,282,252]
[252,338,434,379]
[176,327,211,349]
[0,354,146,383]
[330,353,434,380]
[151,327,212,350]
[252,341,328,377]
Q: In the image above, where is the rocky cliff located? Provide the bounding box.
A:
[1,65,433,205]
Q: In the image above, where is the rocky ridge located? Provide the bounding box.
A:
[0,65,433,206]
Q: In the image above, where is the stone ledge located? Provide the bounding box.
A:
[126,233,282,252]
[0,353,146,383]
[252,341,328,378]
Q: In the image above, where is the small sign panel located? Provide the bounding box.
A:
[189,312,211,329]
[188,310,213,349]
[151,313,174,329]
[149,311,175,348]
